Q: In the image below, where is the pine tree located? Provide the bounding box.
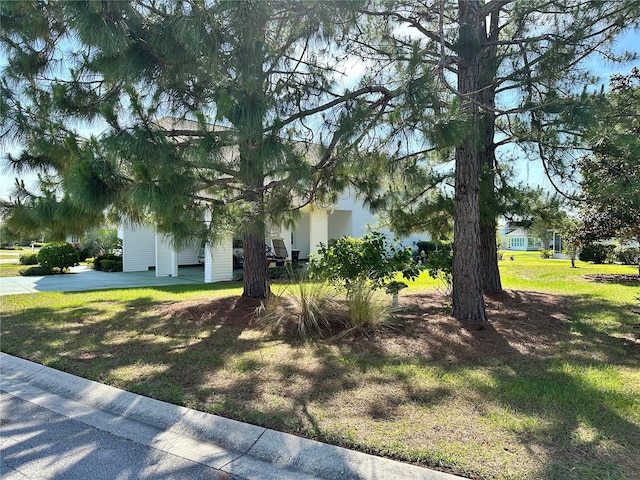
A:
[1,0,396,298]
[354,0,639,320]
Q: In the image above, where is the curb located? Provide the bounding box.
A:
[0,353,467,480]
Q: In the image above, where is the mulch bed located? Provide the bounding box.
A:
[582,273,640,284]
[154,290,573,363]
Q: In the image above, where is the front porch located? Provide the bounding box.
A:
[118,204,344,283]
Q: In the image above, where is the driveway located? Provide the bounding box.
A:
[0,266,205,296]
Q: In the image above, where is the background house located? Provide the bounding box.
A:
[500,224,564,254]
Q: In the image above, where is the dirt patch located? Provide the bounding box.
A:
[583,273,640,284]
[154,290,572,363]
[155,296,263,326]
[356,290,571,362]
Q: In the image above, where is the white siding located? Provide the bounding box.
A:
[334,189,374,238]
[204,239,233,282]
[292,213,311,259]
[333,188,429,246]
[309,209,329,257]
[177,241,201,265]
[119,223,156,272]
[328,210,352,240]
[155,233,178,277]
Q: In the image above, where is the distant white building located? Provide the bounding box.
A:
[499,224,563,253]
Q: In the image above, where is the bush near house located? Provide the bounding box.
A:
[308,233,420,334]
[92,253,123,272]
[615,246,640,265]
[19,266,55,276]
[18,253,39,265]
[37,242,79,272]
[578,243,616,264]
[538,248,553,259]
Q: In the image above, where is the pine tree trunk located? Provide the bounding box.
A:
[479,125,502,292]
[240,171,269,299]
[453,147,487,320]
[452,0,487,321]
[480,219,502,291]
[478,5,502,293]
[236,5,270,299]
[242,220,269,298]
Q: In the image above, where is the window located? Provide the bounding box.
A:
[529,237,543,248]
[510,237,525,248]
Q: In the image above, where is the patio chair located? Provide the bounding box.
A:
[271,238,289,266]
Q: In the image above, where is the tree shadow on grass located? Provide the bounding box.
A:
[2,289,639,479]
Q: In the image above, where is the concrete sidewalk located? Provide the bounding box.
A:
[1,354,467,480]
[0,266,205,296]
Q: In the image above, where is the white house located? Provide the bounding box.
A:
[500,225,564,254]
[118,187,427,282]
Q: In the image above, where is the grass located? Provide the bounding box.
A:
[0,263,24,277]
[1,252,639,480]
[0,251,22,258]
[1,248,25,277]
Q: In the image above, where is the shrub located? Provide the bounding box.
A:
[539,248,553,259]
[37,242,79,272]
[413,241,439,262]
[71,242,93,262]
[309,232,420,293]
[19,253,39,265]
[424,243,453,295]
[93,253,122,271]
[267,263,306,280]
[579,243,616,264]
[99,259,123,272]
[19,265,55,276]
[307,233,420,337]
[615,246,640,265]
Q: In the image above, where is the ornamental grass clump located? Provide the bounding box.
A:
[257,267,342,339]
[341,279,394,337]
[259,281,341,339]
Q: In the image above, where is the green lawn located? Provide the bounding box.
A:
[1,252,638,480]
[0,248,30,277]
[0,263,24,278]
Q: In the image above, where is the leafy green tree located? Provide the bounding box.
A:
[1,1,398,298]
[79,226,121,257]
[578,68,640,274]
[353,0,639,320]
[308,232,420,294]
[559,217,583,268]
